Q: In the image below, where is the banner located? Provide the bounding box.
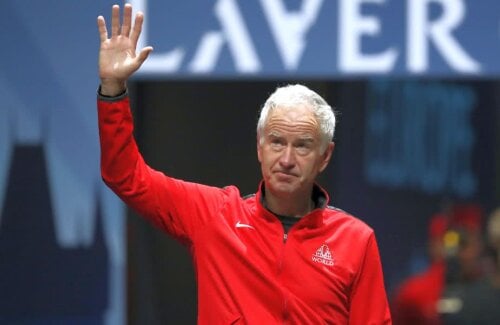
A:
[130,0,500,78]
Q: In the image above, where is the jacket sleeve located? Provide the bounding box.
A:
[349,233,392,324]
[97,93,227,244]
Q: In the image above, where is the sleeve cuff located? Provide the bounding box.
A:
[97,85,128,102]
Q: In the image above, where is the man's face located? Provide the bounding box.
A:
[257,105,334,199]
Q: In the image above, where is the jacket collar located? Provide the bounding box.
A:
[255,180,330,229]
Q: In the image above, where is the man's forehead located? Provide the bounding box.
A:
[264,118,321,143]
[266,104,316,123]
[260,104,321,142]
[266,129,315,139]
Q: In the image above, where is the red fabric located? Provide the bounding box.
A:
[98,96,392,324]
[450,204,482,233]
[428,214,449,241]
[392,261,446,325]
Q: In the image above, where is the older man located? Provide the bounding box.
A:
[97,4,391,324]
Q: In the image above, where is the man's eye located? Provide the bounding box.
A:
[296,141,311,149]
[269,139,285,149]
[297,146,309,153]
[295,142,312,154]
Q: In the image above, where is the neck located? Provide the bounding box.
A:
[264,187,315,218]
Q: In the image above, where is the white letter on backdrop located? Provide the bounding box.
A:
[189,0,260,73]
[260,0,324,70]
[338,0,398,73]
[407,0,480,73]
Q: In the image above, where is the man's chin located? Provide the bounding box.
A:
[267,181,297,196]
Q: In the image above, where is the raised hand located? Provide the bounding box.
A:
[97,4,153,96]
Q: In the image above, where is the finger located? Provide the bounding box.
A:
[133,47,153,71]
[130,11,144,49]
[137,46,153,65]
[111,4,120,37]
[121,3,132,37]
[97,16,108,43]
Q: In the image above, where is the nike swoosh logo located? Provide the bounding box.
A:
[235,221,255,230]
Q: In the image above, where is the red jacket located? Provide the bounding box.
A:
[98,94,392,324]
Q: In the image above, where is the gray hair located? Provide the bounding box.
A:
[257,84,336,152]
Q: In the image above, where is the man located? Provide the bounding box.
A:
[97,4,391,324]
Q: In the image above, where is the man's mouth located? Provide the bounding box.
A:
[274,170,297,178]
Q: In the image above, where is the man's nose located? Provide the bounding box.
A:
[279,146,295,168]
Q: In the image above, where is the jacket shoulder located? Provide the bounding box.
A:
[323,206,374,236]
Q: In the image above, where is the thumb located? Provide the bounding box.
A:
[137,46,153,66]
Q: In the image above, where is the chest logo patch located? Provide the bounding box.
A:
[312,244,334,266]
[235,221,255,230]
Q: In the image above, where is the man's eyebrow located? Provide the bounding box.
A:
[267,131,282,138]
[297,135,315,142]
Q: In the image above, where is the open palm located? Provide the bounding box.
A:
[97,4,152,93]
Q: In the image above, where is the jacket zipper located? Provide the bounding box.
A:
[279,229,289,323]
[278,218,300,323]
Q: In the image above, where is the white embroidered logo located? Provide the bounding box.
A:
[235,221,255,230]
[312,244,334,266]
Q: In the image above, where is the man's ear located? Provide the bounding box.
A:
[319,142,335,172]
